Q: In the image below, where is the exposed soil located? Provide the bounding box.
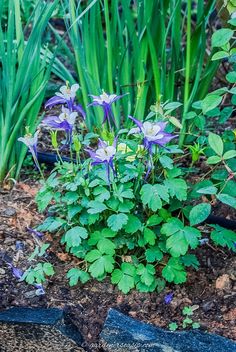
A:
[0,180,235,352]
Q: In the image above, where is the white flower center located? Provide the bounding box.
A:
[142,122,164,141]
[96,146,116,161]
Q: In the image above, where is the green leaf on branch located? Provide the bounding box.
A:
[162,258,187,284]
[189,203,211,226]
[223,150,236,160]
[181,254,200,269]
[212,28,234,48]
[87,201,108,214]
[211,225,236,251]
[136,264,155,286]
[164,179,187,201]
[143,228,156,245]
[125,214,142,234]
[208,132,224,156]
[217,194,236,208]
[145,246,163,262]
[63,226,88,249]
[67,268,90,286]
[202,95,222,115]
[161,219,201,257]
[107,213,128,231]
[140,184,162,211]
[207,156,222,164]
[111,263,136,293]
[86,250,115,278]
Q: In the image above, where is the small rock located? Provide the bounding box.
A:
[24,291,37,299]
[129,311,137,318]
[0,268,6,276]
[215,274,232,291]
[223,308,236,321]
[2,207,16,217]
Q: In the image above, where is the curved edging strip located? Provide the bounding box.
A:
[0,307,85,351]
[100,308,236,352]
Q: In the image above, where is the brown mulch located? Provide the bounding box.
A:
[0,180,236,352]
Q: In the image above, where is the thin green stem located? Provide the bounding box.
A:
[104,0,113,93]
[179,0,192,147]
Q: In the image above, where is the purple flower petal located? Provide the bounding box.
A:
[27,227,44,238]
[11,266,24,280]
[73,104,86,119]
[164,292,174,304]
[45,96,66,109]
[128,115,143,130]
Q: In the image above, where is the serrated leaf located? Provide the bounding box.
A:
[67,268,90,286]
[87,201,108,214]
[136,264,155,286]
[164,179,187,201]
[162,258,187,284]
[161,219,201,257]
[181,254,200,269]
[145,246,163,262]
[86,251,114,278]
[111,263,136,293]
[125,214,142,234]
[147,215,163,226]
[68,205,82,220]
[97,238,116,255]
[93,186,110,202]
[210,226,236,251]
[42,263,55,276]
[189,203,211,226]
[140,184,162,211]
[63,226,88,249]
[107,213,128,231]
[143,228,156,245]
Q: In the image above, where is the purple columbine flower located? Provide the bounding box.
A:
[42,107,78,145]
[18,130,42,173]
[45,83,85,119]
[27,227,44,238]
[88,91,126,129]
[128,116,177,152]
[164,292,174,304]
[86,139,117,183]
[18,130,39,157]
[128,116,177,178]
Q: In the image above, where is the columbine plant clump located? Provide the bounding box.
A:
[18,83,236,294]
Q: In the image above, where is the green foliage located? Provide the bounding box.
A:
[23,263,55,284]
[32,116,236,294]
[169,306,200,331]
[189,203,211,226]
[0,0,58,182]
[48,0,217,133]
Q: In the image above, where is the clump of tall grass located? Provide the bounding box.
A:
[50,0,218,139]
[0,0,58,183]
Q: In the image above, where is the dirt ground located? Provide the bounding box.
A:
[0,180,235,352]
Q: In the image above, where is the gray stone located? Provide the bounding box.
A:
[0,307,84,352]
[100,308,236,352]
